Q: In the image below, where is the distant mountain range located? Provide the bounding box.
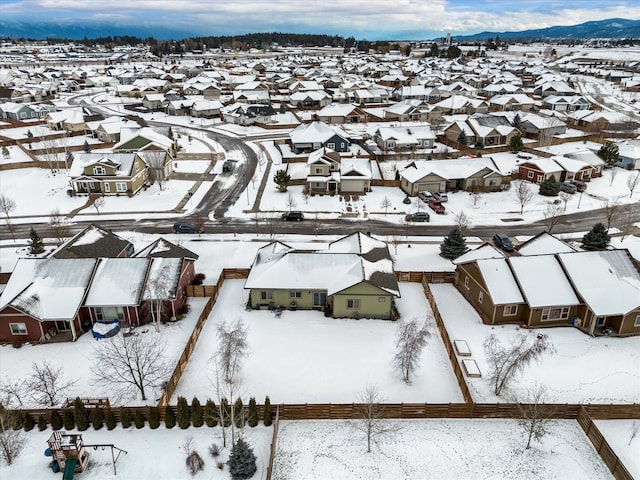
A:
[452,18,640,41]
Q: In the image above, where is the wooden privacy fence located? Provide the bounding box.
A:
[185,268,249,297]
[265,406,280,480]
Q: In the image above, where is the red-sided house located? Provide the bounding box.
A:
[517,158,563,184]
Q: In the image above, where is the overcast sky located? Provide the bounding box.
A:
[2,0,639,39]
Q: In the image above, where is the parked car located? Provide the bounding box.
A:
[493,233,514,252]
[570,180,587,192]
[405,212,430,222]
[222,160,233,172]
[173,221,197,234]
[560,181,577,194]
[281,211,304,221]
[432,192,448,202]
[428,199,446,214]
[418,191,432,203]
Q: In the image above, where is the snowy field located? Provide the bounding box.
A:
[2,425,272,480]
[272,419,613,480]
[429,284,640,404]
[595,419,640,479]
[172,280,463,404]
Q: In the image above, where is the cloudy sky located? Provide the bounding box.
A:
[2,0,639,39]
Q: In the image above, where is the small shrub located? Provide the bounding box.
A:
[23,413,34,432]
[247,397,258,428]
[228,438,257,480]
[177,396,190,429]
[186,451,205,476]
[209,443,221,458]
[63,411,75,430]
[263,396,272,426]
[191,397,203,427]
[37,415,47,431]
[105,408,117,430]
[204,399,218,427]
[178,303,190,316]
[192,273,206,285]
[91,408,104,430]
[148,407,160,429]
[216,461,225,470]
[120,407,132,428]
[165,407,176,429]
[74,398,89,431]
[50,410,63,430]
[134,410,145,429]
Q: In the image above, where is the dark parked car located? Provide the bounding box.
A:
[571,180,587,192]
[405,212,430,222]
[560,181,577,194]
[222,160,233,172]
[281,211,304,221]
[493,233,514,252]
[173,221,197,234]
[428,199,446,214]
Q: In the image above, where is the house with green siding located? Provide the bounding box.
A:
[245,232,400,319]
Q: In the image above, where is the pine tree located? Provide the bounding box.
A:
[191,397,203,427]
[220,398,231,427]
[234,398,244,428]
[28,227,44,254]
[227,438,257,480]
[204,399,218,427]
[91,407,104,430]
[120,407,132,428]
[597,140,619,168]
[440,227,469,259]
[263,396,273,426]
[539,174,561,196]
[273,169,291,192]
[1,145,9,158]
[508,132,523,153]
[105,408,117,430]
[177,396,190,429]
[582,222,611,250]
[247,397,258,428]
[23,413,35,431]
[50,410,63,430]
[134,410,145,429]
[148,407,160,429]
[83,139,91,153]
[63,410,75,430]
[74,397,89,431]
[38,415,48,431]
[165,406,176,429]
[457,130,467,145]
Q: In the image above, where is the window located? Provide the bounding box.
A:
[260,291,273,301]
[378,297,386,302]
[104,183,110,193]
[541,307,570,321]
[327,143,335,149]
[289,291,302,299]
[478,292,484,303]
[635,315,640,327]
[93,166,106,175]
[347,299,361,309]
[315,168,323,174]
[504,305,518,316]
[527,171,534,179]
[10,323,27,335]
[464,276,469,289]
[116,182,127,192]
[96,306,125,322]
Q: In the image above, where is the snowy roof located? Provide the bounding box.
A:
[289,121,349,144]
[142,257,182,300]
[476,258,524,305]
[84,258,150,306]
[52,224,133,259]
[517,232,576,256]
[135,238,198,261]
[318,103,358,117]
[509,256,580,308]
[453,243,505,265]
[558,250,640,316]
[0,258,96,320]
[68,152,138,178]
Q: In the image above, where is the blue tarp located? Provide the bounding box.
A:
[91,320,121,339]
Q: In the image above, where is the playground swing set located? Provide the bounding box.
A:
[45,431,128,478]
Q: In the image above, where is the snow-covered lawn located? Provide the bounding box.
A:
[595,419,640,479]
[429,283,640,404]
[272,419,613,480]
[0,298,208,407]
[172,280,463,404]
[3,425,272,480]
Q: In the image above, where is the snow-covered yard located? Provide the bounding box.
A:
[429,283,640,404]
[595,419,640,479]
[172,280,463,404]
[272,419,613,480]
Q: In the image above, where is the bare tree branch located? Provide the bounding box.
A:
[393,317,431,383]
[25,361,77,407]
[353,384,399,453]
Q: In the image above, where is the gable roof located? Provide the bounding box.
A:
[51,224,133,259]
[509,256,580,308]
[135,238,199,261]
[476,258,525,305]
[84,258,150,307]
[289,121,349,145]
[517,232,577,256]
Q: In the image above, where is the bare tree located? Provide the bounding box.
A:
[394,317,431,384]
[0,406,25,466]
[145,151,168,191]
[92,334,168,401]
[91,194,106,215]
[0,194,16,220]
[470,186,482,207]
[627,171,640,198]
[285,192,297,212]
[25,361,76,407]
[37,127,64,174]
[194,215,206,236]
[514,181,535,215]
[380,196,392,215]
[454,210,471,233]
[484,333,554,396]
[302,185,310,205]
[517,383,556,449]
[542,203,563,233]
[558,191,572,212]
[353,384,399,453]
[602,198,621,231]
[143,264,172,332]
[216,320,249,385]
[49,208,71,245]
[0,378,26,408]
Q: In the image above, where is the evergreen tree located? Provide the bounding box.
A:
[597,140,619,168]
[513,113,522,129]
[429,42,439,57]
[1,145,9,158]
[28,227,45,254]
[134,410,145,429]
[508,132,523,153]
[38,415,48,431]
[23,413,35,431]
[91,407,104,430]
[539,175,561,196]
[121,408,132,428]
[74,397,89,431]
[83,139,91,153]
[191,397,203,427]
[234,398,244,428]
[582,222,611,250]
[247,397,259,428]
[105,408,117,430]
[63,410,75,430]
[273,169,291,192]
[220,398,231,427]
[204,399,218,427]
[50,410,63,430]
[148,407,160,429]
[263,396,273,426]
[440,227,469,259]
[177,396,190,429]
[457,130,467,145]
[165,406,176,429]
[227,438,257,480]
